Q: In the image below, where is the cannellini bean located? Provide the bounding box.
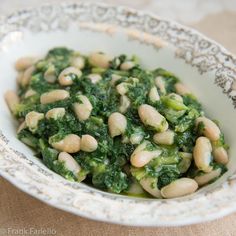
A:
[20,66,35,87]
[16,72,23,84]
[212,146,229,164]
[73,95,93,121]
[120,61,135,71]
[196,117,221,141]
[44,65,57,83]
[40,90,70,104]
[87,73,102,84]
[175,82,191,95]
[58,67,82,86]
[130,133,143,145]
[51,134,80,153]
[130,141,160,164]
[80,134,98,152]
[155,76,166,94]
[130,150,161,167]
[119,95,131,113]
[130,150,161,168]
[153,130,175,145]
[4,90,20,113]
[149,86,160,102]
[138,104,168,132]
[180,152,192,159]
[140,177,162,198]
[15,57,36,71]
[193,137,213,173]
[161,178,198,199]
[17,121,26,134]
[89,52,112,68]
[25,111,44,132]
[46,108,65,120]
[121,136,130,144]
[24,89,37,98]
[178,152,192,173]
[116,82,129,95]
[132,141,149,156]
[110,74,121,86]
[167,93,183,102]
[71,56,85,69]
[126,179,145,195]
[108,112,127,138]
[194,168,222,186]
[58,152,81,175]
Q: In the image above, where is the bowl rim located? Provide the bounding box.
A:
[1,1,236,227]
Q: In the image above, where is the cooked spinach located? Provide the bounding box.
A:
[8,47,229,198]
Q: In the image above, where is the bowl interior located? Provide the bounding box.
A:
[0,23,235,196]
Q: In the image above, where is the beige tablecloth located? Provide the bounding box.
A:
[1,1,236,235]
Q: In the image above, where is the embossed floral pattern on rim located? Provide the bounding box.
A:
[0,2,236,226]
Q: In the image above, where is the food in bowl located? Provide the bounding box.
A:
[4,47,229,199]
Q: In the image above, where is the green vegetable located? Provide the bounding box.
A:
[9,47,229,198]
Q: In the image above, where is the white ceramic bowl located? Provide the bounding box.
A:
[0,2,236,227]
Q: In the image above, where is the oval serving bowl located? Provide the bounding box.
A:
[0,2,236,227]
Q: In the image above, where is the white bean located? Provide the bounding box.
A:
[212,146,229,164]
[25,111,44,132]
[40,90,70,104]
[46,108,65,120]
[58,67,82,86]
[140,177,162,198]
[20,66,35,87]
[178,152,192,173]
[116,82,129,95]
[71,56,85,69]
[51,134,80,153]
[175,82,191,95]
[15,57,36,71]
[17,121,26,134]
[89,52,112,68]
[108,112,127,138]
[24,89,37,98]
[73,95,93,121]
[16,72,23,84]
[120,61,135,71]
[155,76,166,94]
[161,178,198,198]
[196,117,221,141]
[4,90,20,113]
[58,152,81,175]
[44,65,57,83]
[87,74,102,84]
[193,137,213,173]
[119,95,131,114]
[130,149,161,168]
[179,152,192,159]
[80,134,98,152]
[153,130,175,145]
[149,86,160,102]
[167,93,183,102]
[110,74,121,86]
[138,104,168,132]
[121,136,130,144]
[126,179,145,195]
[132,141,149,156]
[130,133,143,145]
[194,168,221,186]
